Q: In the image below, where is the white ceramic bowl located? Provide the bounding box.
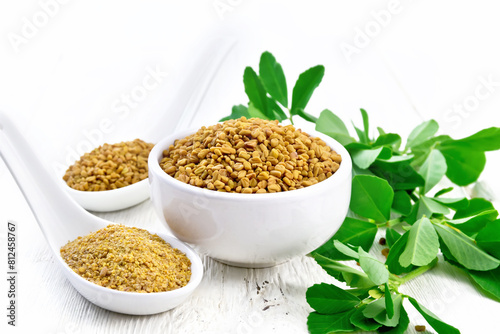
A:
[148,128,352,268]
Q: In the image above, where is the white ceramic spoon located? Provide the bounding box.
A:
[64,35,238,212]
[0,112,203,315]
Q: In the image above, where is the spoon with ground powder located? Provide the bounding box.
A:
[0,112,203,315]
[62,139,155,212]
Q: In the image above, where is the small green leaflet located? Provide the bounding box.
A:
[355,108,370,144]
[391,190,412,216]
[405,119,439,149]
[315,109,355,146]
[434,224,500,271]
[311,253,375,288]
[441,127,500,152]
[373,133,401,151]
[370,160,425,190]
[290,65,324,116]
[350,175,394,222]
[450,198,498,236]
[434,187,454,197]
[475,220,500,258]
[333,240,359,260]
[313,217,377,261]
[385,228,402,248]
[379,304,410,334]
[418,149,447,194]
[351,146,392,169]
[350,305,382,331]
[408,297,460,334]
[453,197,497,220]
[358,248,389,285]
[243,67,269,117]
[219,104,251,121]
[417,196,450,219]
[307,310,357,334]
[386,230,413,275]
[384,283,394,319]
[306,283,360,314]
[431,197,469,211]
[362,294,402,327]
[467,266,500,301]
[258,51,288,107]
[399,217,439,267]
[438,145,486,186]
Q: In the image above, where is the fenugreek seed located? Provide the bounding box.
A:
[241,177,250,188]
[165,165,177,174]
[239,151,251,160]
[270,170,282,178]
[249,157,262,164]
[242,187,253,194]
[257,171,270,180]
[233,163,244,171]
[250,178,258,187]
[214,180,225,189]
[243,161,252,170]
[237,170,247,179]
[268,184,281,192]
[198,149,210,159]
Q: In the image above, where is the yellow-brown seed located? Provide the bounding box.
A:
[160,117,341,194]
[63,139,154,191]
[60,224,191,293]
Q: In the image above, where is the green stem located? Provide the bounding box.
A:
[409,191,419,203]
[391,257,438,287]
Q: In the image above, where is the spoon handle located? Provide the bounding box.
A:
[0,112,99,249]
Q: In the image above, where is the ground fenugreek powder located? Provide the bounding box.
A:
[60,225,191,293]
[160,117,342,193]
[63,139,154,191]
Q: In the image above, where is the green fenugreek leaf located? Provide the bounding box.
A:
[315,109,355,146]
[291,65,324,116]
[350,175,394,222]
[358,248,389,285]
[313,218,377,261]
[243,67,270,117]
[405,119,439,149]
[434,224,500,271]
[306,283,360,314]
[408,297,460,334]
[258,51,288,107]
[399,217,439,267]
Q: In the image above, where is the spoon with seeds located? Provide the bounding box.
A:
[0,112,203,315]
[63,35,238,212]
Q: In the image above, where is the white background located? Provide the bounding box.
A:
[1,1,500,333]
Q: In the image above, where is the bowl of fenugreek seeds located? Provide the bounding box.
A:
[148,117,352,268]
[62,139,155,212]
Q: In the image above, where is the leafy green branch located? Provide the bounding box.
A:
[219,51,323,125]
[220,51,500,334]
